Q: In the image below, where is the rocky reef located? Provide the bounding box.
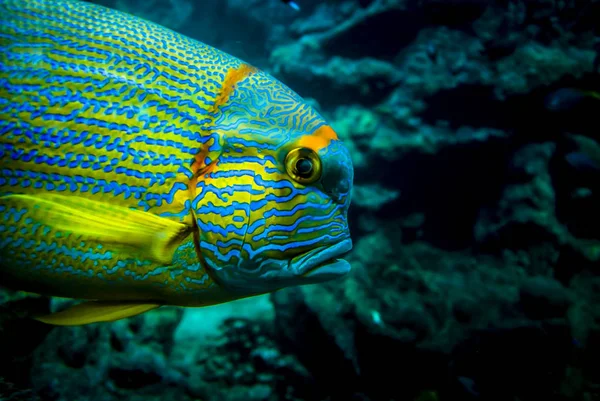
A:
[2,0,600,400]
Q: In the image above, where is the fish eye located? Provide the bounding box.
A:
[296,158,313,175]
[285,147,322,184]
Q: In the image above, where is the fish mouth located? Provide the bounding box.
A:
[291,238,353,280]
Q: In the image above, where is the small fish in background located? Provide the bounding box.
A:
[281,0,301,11]
[558,134,600,205]
[564,152,600,173]
[456,376,480,398]
[544,87,600,112]
[562,133,600,183]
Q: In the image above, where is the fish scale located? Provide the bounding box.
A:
[0,0,232,214]
[0,0,354,324]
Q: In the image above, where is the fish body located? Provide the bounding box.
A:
[565,152,600,173]
[0,0,353,324]
[564,133,600,175]
[281,0,301,11]
[544,87,600,112]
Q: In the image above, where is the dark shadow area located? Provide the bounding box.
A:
[321,0,492,61]
[351,135,513,251]
[419,0,491,27]
[393,72,600,252]
[419,71,600,142]
[0,296,52,392]
[353,317,450,401]
[419,85,514,131]
[551,154,600,241]
[521,0,600,43]
[448,321,573,401]
[546,72,600,241]
[271,289,359,401]
[321,8,426,60]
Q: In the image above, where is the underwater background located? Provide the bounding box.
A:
[1,0,600,400]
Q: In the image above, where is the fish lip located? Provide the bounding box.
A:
[291,237,353,278]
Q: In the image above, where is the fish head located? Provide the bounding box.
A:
[195,67,354,295]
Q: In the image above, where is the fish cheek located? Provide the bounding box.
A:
[244,177,316,262]
[192,166,257,286]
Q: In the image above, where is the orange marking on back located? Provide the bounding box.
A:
[314,125,339,141]
[212,63,257,112]
[297,125,339,151]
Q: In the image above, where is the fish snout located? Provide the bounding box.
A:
[319,140,354,207]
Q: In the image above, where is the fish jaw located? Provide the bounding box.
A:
[202,237,353,294]
[291,237,353,281]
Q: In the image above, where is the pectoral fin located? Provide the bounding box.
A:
[33,301,161,326]
[3,193,191,265]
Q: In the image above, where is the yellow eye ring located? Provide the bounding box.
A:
[285,147,322,185]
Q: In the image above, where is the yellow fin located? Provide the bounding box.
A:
[4,193,191,265]
[33,301,161,326]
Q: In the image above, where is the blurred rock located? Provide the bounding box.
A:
[0,289,52,391]
[351,184,400,210]
[495,43,596,99]
[31,308,187,401]
[449,321,574,401]
[184,318,314,401]
[519,276,573,320]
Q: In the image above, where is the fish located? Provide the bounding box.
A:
[281,0,301,11]
[565,152,600,173]
[544,87,600,112]
[565,133,600,173]
[0,0,354,326]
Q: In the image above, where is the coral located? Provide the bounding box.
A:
[351,184,400,210]
[494,43,596,99]
[186,319,312,401]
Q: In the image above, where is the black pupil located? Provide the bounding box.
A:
[296,158,313,176]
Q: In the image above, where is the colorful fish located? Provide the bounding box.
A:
[0,0,354,325]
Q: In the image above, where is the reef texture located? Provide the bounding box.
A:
[2,0,600,400]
